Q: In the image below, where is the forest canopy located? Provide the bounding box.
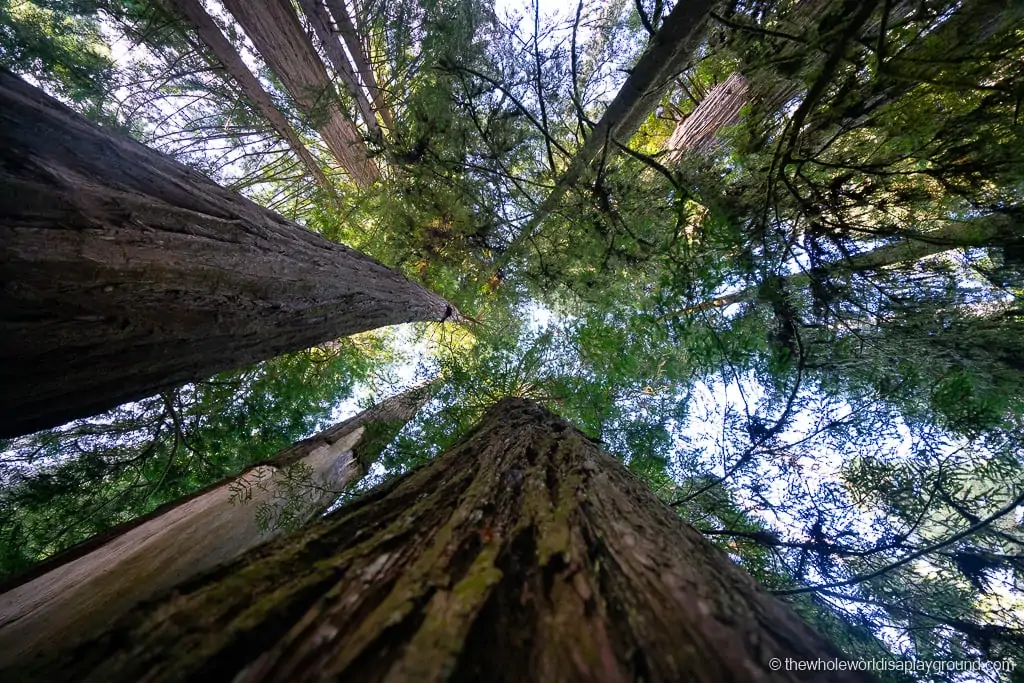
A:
[1,0,1022,679]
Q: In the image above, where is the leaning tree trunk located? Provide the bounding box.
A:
[671,213,1023,317]
[0,71,453,437]
[8,398,871,682]
[664,72,749,161]
[219,0,379,187]
[296,0,382,140]
[165,0,336,195]
[505,0,714,259]
[0,382,435,667]
[324,0,395,131]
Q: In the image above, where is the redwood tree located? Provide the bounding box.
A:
[0,382,435,667]
[8,399,872,682]
[0,71,452,437]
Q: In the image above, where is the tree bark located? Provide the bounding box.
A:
[164,0,336,195]
[8,398,872,682]
[295,0,382,140]
[664,72,749,161]
[324,0,395,131]
[219,0,379,187]
[507,0,714,257]
[0,382,435,667]
[0,71,453,437]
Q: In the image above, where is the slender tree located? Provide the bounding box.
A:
[0,382,435,667]
[324,0,395,131]
[7,399,872,682]
[163,0,335,195]
[219,0,379,186]
[0,71,453,437]
[295,0,382,140]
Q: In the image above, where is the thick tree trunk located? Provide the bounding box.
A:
[507,0,714,256]
[165,0,335,195]
[324,0,395,131]
[0,71,452,437]
[0,382,435,667]
[296,0,382,140]
[8,398,871,682]
[219,0,379,186]
[665,72,749,161]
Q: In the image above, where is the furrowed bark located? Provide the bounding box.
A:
[296,0,382,140]
[219,0,379,186]
[164,0,336,195]
[10,398,872,682]
[0,382,435,666]
[665,72,749,160]
[0,71,453,437]
[507,0,714,257]
[324,0,395,131]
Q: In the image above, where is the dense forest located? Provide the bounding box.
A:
[0,0,1022,680]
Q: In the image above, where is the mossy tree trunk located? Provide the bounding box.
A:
[0,382,435,667]
[10,398,871,682]
[0,71,452,437]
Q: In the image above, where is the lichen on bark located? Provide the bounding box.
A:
[8,398,872,683]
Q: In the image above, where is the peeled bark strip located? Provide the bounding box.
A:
[220,0,379,186]
[665,72,749,161]
[10,399,870,682]
[325,0,395,131]
[0,382,434,667]
[165,0,335,194]
[0,72,452,437]
[296,0,382,140]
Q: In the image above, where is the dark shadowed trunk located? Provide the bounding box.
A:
[8,398,871,682]
[0,382,436,667]
[165,0,336,195]
[0,71,452,437]
[219,0,379,186]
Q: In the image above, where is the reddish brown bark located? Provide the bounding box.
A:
[7,399,871,682]
[324,0,395,131]
[219,0,379,186]
[165,0,335,194]
[0,71,451,437]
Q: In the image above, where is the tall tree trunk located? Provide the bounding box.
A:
[506,0,714,258]
[664,72,749,161]
[0,71,453,437]
[165,0,336,196]
[672,215,1023,316]
[8,398,871,682]
[296,0,382,140]
[219,0,379,187]
[0,382,435,667]
[324,0,395,131]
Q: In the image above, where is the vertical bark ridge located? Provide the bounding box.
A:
[324,0,395,131]
[0,71,452,436]
[9,399,872,682]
